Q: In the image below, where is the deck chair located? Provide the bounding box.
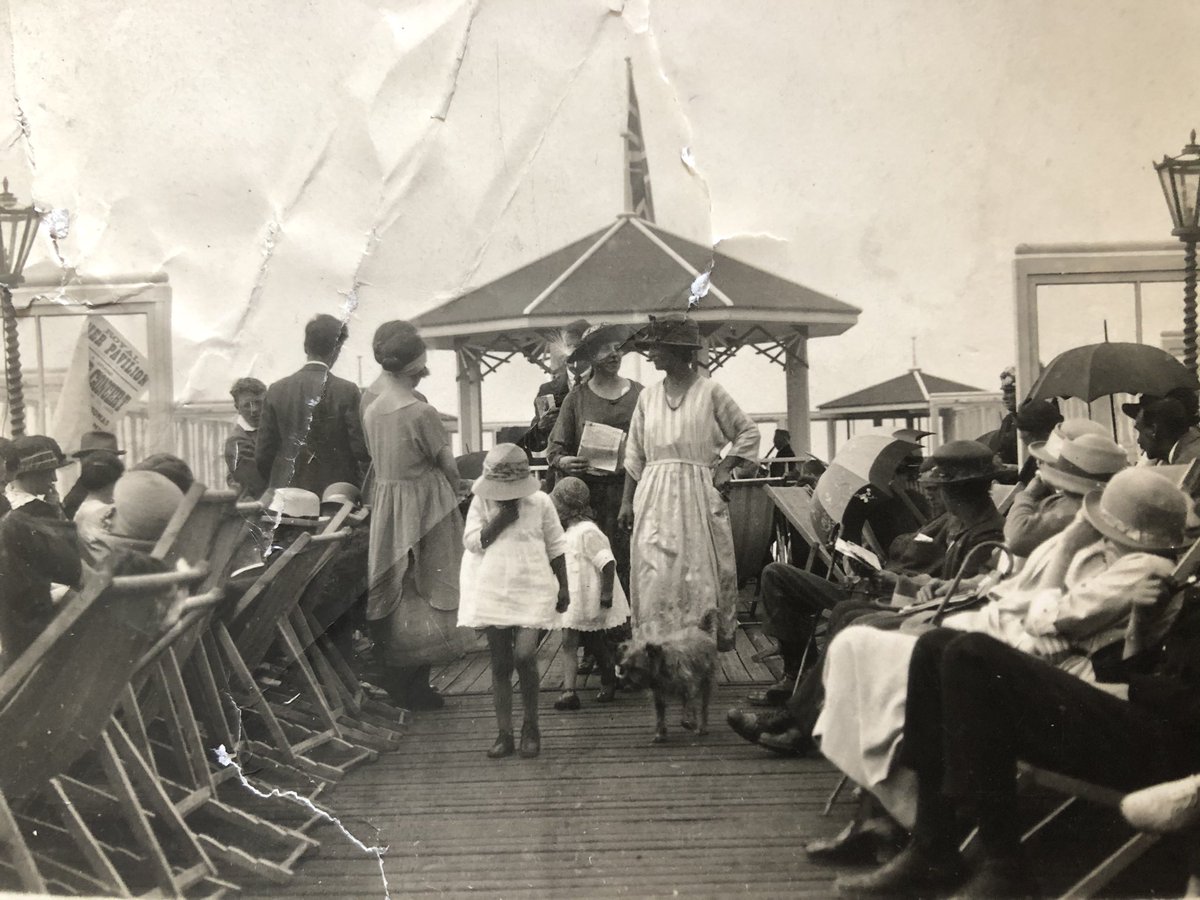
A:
[212,529,377,783]
[0,564,237,897]
[956,537,1200,898]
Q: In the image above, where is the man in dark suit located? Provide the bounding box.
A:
[256,315,370,497]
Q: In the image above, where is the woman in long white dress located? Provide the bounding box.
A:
[617,316,760,651]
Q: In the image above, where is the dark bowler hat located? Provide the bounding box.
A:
[71,430,125,458]
[633,314,702,350]
[13,435,72,475]
[919,440,999,485]
[1013,399,1063,433]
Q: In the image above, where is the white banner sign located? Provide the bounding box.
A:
[85,316,149,429]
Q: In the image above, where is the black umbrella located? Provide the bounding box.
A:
[1028,342,1198,403]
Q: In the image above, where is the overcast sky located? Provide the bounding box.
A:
[2,0,1198,437]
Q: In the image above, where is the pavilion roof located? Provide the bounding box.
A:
[411,215,860,356]
[815,368,986,418]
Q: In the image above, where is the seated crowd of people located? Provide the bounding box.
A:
[723,388,1200,897]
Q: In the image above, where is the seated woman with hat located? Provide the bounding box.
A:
[813,467,1187,888]
[0,436,82,668]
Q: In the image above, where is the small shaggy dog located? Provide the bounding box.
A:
[619,610,719,743]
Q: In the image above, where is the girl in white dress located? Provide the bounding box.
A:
[459,443,571,759]
[550,477,630,710]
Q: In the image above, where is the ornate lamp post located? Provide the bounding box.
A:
[0,179,40,436]
[1155,131,1200,376]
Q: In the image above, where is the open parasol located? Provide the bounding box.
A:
[812,434,917,529]
[1028,342,1198,403]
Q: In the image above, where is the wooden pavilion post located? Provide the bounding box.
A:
[456,341,484,453]
[784,333,811,453]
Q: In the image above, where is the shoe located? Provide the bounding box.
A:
[519,721,541,758]
[554,691,581,711]
[487,731,515,759]
[746,676,797,708]
[578,654,597,675]
[758,725,816,756]
[404,682,446,711]
[806,821,890,866]
[836,842,963,896]
[595,684,616,703]
[950,856,1037,899]
[1121,773,1200,833]
[726,707,795,744]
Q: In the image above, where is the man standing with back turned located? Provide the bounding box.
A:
[256,314,370,497]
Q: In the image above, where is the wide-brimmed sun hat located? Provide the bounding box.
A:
[473,443,539,501]
[567,323,637,366]
[13,435,72,475]
[918,440,999,485]
[1033,429,1128,496]
[264,487,321,528]
[71,430,125,458]
[550,476,591,520]
[1082,467,1188,552]
[632,314,702,350]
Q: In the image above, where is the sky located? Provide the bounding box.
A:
[2,0,1198,441]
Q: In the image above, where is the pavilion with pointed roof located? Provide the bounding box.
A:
[812,367,999,458]
[412,62,861,452]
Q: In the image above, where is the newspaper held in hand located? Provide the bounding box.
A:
[535,393,557,418]
[578,421,625,474]
[834,538,881,571]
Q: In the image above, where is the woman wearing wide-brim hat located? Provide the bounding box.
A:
[362,320,469,711]
[616,314,760,651]
[547,323,642,596]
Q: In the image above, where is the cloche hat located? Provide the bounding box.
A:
[918,440,999,485]
[472,443,539,501]
[1082,467,1188,552]
[550,476,591,520]
[632,314,702,350]
[13,435,71,475]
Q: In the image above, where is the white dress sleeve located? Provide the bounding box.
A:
[541,494,568,560]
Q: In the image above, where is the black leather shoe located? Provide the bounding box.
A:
[807,822,888,866]
[950,857,1038,899]
[746,676,797,707]
[405,682,446,711]
[519,721,541,758]
[758,725,816,756]
[836,843,963,896]
[487,731,515,759]
[726,707,795,744]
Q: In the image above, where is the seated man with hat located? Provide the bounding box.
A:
[729,441,1005,751]
[0,436,82,668]
[836,467,1192,897]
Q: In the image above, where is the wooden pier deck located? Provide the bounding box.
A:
[242,608,855,898]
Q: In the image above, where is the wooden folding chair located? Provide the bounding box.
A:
[0,564,237,897]
[211,529,377,783]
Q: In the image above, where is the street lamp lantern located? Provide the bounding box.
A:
[0,178,41,436]
[1155,131,1200,376]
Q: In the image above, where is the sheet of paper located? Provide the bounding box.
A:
[578,421,624,473]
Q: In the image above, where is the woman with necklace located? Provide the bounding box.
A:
[617,315,760,651]
[546,323,642,597]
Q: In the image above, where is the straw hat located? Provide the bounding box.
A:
[550,476,591,520]
[566,323,637,366]
[321,481,360,508]
[264,487,321,528]
[918,440,999,485]
[12,435,71,475]
[633,314,702,350]
[472,443,539,501]
[1082,468,1188,552]
[1028,419,1109,466]
[1035,431,1128,496]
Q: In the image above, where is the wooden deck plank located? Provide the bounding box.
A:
[239,684,846,898]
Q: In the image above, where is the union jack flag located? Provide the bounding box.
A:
[624,58,656,223]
